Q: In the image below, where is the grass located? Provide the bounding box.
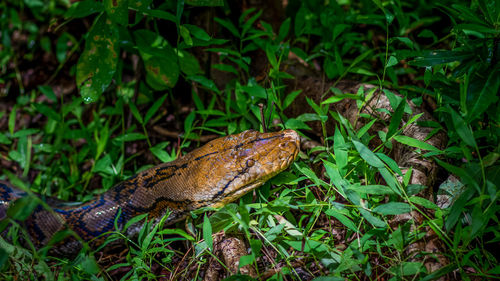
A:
[0,0,499,280]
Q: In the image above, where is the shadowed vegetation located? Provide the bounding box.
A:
[0,0,498,280]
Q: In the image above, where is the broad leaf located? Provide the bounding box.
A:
[76,15,119,103]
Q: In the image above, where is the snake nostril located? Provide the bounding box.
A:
[246,159,255,167]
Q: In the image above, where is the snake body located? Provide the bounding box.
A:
[0,129,299,253]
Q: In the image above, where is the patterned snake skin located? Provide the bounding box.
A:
[0,129,300,253]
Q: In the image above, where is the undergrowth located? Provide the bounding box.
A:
[0,0,498,280]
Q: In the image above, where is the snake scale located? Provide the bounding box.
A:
[0,129,300,254]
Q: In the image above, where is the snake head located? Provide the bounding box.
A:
[124,129,300,221]
[185,129,300,208]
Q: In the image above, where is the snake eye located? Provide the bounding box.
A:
[246,159,255,167]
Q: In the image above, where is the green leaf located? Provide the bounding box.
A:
[406,113,423,127]
[176,0,184,23]
[406,184,427,196]
[214,17,239,37]
[33,103,61,122]
[7,195,39,221]
[466,69,500,122]
[123,214,148,231]
[65,0,103,19]
[179,25,193,46]
[353,185,396,195]
[376,153,402,175]
[393,135,441,152]
[312,277,345,281]
[277,17,291,42]
[334,49,344,75]
[283,90,302,110]
[206,47,241,57]
[242,84,267,99]
[144,55,179,90]
[359,208,386,228]
[306,97,327,117]
[8,106,16,135]
[269,171,297,185]
[144,94,168,124]
[192,91,204,110]
[390,261,425,276]
[184,111,196,134]
[275,71,295,79]
[137,8,176,22]
[332,24,349,40]
[285,239,326,252]
[324,56,338,79]
[114,133,147,142]
[448,107,476,148]
[346,189,386,227]
[186,0,223,7]
[392,37,414,49]
[0,247,8,272]
[445,187,474,231]
[183,24,211,41]
[239,254,255,268]
[212,64,238,75]
[79,256,100,275]
[488,265,500,275]
[265,44,278,69]
[133,30,179,90]
[284,118,312,130]
[352,140,385,168]
[241,9,262,38]
[409,196,438,210]
[333,127,347,175]
[129,102,143,124]
[76,15,119,103]
[12,129,39,138]
[103,0,128,25]
[455,23,500,34]
[378,167,402,196]
[37,85,57,102]
[424,67,432,86]
[344,50,373,75]
[188,75,220,94]
[385,55,398,68]
[150,142,175,162]
[0,134,11,145]
[141,223,158,250]
[420,264,461,281]
[296,163,326,188]
[387,99,406,139]
[178,50,202,76]
[94,154,113,175]
[197,109,225,116]
[373,202,411,215]
[325,208,358,232]
[356,118,376,138]
[322,93,361,105]
[157,228,195,241]
[8,150,23,164]
[203,213,213,252]
[477,0,498,25]
[409,50,472,67]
